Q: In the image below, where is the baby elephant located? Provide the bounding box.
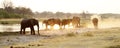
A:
[20,18,40,35]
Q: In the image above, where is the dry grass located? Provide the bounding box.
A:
[2,28,120,48]
[106,45,120,48]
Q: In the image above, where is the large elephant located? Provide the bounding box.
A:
[92,18,98,29]
[43,18,61,29]
[20,18,40,35]
[61,19,72,29]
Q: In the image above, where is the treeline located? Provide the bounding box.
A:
[0,7,33,18]
[1,0,120,19]
[34,11,92,19]
[0,0,91,19]
[100,13,120,19]
[34,11,120,20]
[0,0,33,19]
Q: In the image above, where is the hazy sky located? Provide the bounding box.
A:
[0,0,120,13]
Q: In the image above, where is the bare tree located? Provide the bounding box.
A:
[2,0,13,8]
[2,0,14,13]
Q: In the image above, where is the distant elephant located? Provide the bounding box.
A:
[72,16,80,28]
[20,18,40,35]
[92,18,98,29]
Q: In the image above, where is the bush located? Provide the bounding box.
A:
[8,13,24,18]
[106,45,120,48]
[0,10,10,18]
[66,32,77,37]
[0,21,8,24]
[83,32,93,37]
[0,8,30,18]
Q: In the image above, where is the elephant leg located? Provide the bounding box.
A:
[30,27,33,35]
[95,23,98,29]
[94,23,97,29]
[30,26,35,35]
[23,28,26,34]
[32,26,35,35]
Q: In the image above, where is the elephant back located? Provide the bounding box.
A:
[21,18,39,27]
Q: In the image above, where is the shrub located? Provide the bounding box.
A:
[66,32,77,37]
[106,45,120,48]
[83,32,93,37]
[0,21,8,24]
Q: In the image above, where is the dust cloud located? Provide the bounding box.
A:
[87,15,120,29]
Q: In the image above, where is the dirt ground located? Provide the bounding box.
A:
[0,27,120,48]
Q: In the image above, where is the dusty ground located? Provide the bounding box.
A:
[1,28,120,48]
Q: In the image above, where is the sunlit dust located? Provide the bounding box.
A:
[65,25,69,29]
[53,24,60,30]
[69,22,72,26]
[98,18,120,28]
[69,23,74,28]
[69,26,74,29]
[87,15,101,28]
[86,23,94,28]
[42,24,46,29]
[90,15,101,21]
[39,22,74,30]
[65,23,74,29]
[87,15,120,29]
[38,19,120,30]
[34,22,46,30]
[47,25,51,29]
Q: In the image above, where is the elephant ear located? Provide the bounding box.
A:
[30,19,34,25]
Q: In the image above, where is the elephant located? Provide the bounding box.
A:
[43,18,62,29]
[61,19,72,29]
[72,16,80,28]
[20,18,40,35]
[92,18,98,29]
[42,18,55,29]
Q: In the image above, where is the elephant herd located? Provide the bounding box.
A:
[20,17,98,35]
[42,16,80,29]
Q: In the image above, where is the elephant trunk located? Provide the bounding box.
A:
[37,24,40,35]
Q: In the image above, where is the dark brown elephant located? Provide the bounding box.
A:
[92,18,98,29]
[20,18,40,35]
[72,17,80,28]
